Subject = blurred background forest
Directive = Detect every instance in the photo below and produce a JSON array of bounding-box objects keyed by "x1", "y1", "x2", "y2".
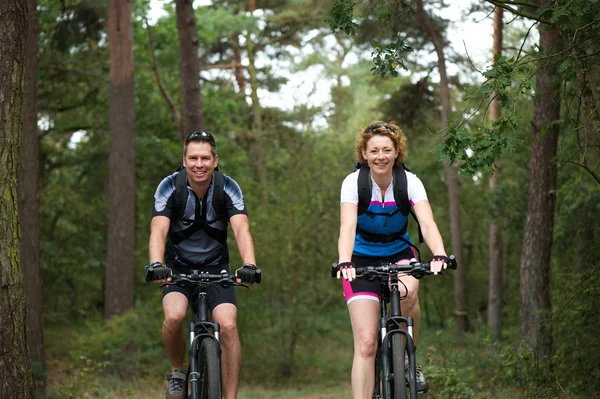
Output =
[{"x1": 2, "y1": 0, "x2": 600, "y2": 398}]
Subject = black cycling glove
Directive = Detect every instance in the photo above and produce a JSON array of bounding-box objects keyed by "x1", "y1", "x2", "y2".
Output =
[
  {"x1": 337, "y1": 261, "x2": 355, "y2": 272},
  {"x1": 236, "y1": 264, "x2": 261, "y2": 284},
  {"x1": 144, "y1": 262, "x2": 172, "y2": 282},
  {"x1": 430, "y1": 255, "x2": 450, "y2": 265}
]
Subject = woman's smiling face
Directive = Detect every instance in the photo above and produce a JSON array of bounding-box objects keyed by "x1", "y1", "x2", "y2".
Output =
[{"x1": 361, "y1": 135, "x2": 398, "y2": 176}]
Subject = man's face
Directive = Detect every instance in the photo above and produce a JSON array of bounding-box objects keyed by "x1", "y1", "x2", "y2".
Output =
[{"x1": 183, "y1": 141, "x2": 218, "y2": 186}]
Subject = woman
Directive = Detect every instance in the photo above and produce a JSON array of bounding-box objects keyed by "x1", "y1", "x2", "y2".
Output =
[{"x1": 337, "y1": 121, "x2": 450, "y2": 399}]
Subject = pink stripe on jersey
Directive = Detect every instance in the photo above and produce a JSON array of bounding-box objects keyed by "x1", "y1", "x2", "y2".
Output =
[{"x1": 369, "y1": 201, "x2": 397, "y2": 207}]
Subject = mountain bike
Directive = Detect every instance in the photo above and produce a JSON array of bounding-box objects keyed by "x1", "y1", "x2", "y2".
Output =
[
  {"x1": 166, "y1": 268, "x2": 261, "y2": 399},
  {"x1": 332, "y1": 256, "x2": 457, "y2": 399}
]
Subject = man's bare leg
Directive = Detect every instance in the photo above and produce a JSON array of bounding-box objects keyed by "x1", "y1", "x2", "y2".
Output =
[
  {"x1": 163, "y1": 292, "x2": 189, "y2": 370},
  {"x1": 212, "y1": 304, "x2": 240, "y2": 399}
]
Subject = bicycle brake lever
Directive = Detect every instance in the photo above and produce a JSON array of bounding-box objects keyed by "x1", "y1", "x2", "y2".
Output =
[{"x1": 411, "y1": 269, "x2": 432, "y2": 280}]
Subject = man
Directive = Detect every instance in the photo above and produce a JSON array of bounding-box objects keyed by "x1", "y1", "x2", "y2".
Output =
[{"x1": 146, "y1": 131, "x2": 259, "y2": 399}]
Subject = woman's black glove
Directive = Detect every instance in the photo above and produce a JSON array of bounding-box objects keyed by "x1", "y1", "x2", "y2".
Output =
[
  {"x1": 429, "y1": 255, "x2": 450, "y2": 265},
  {"x1": 235, "y1": 264, "x2": 261, "y2": 284},
  {"x1": 337, "y1": 261, "x2": 355, "y2": 273},
  {"x1": 144, "y1": 262, "x2": 172, "y2": 282}
]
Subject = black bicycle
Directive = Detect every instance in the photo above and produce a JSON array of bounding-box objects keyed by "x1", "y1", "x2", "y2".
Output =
[
  {"x1": 166, "y1": 269, "x2": 261, "y2": 399},
  {"x1": 332, "y1": 256, "x2": 457, "y2": 399}
]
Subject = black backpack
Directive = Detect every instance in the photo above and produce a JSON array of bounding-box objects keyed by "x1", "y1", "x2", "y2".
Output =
[
  {"x1": 167, "y1": 167, "x2": 228, "y2": 247},
  {"x1": 173, "y1": 167, "x2": 227, "y2": 221},
  {"x1": 356, "y1": 163, "x2": 423, "y2": 255}
]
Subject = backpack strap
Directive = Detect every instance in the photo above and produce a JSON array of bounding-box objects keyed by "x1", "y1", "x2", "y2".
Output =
[
  {"x1": 393, "y1": 165, "x2": 423, "y2": 243},
  {"x1": 393, "y1": 166, "x2": 410, "y2": 217},
  {"x1": 174, "y1": 167, "x2": 188, "y2": 220},
  {"x1": 357, "y1": 165, "x2": 372, "y2": 216},
  {"x1": 211, "y1": 171, "x2": 227, "y2": 221}
]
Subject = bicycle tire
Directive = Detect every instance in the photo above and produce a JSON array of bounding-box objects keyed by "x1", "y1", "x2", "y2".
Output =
[
  {"x1": 198, "y1": 338, "x2": 221, "y2": 399},
  {"x1": 374, "y1": 347, "x2": 382, "y2": 399},
  {"x1": 391, "y1": 333, "x2": 408, "y2": 399}
]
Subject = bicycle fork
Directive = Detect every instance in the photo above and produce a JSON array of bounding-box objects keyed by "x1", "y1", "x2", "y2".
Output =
[
  {"x1": 188, "y1": 293, "x2": 221, "y2": 399},
  {"x1": 380, "y1": 288, "x2": 418, "y2": 398}
]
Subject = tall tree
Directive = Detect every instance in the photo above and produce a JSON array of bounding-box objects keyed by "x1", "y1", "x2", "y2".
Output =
[
  {"x1": 19, "y1": 0, "x2": 45, "y2": 374},
  {"x1": 519, "y1": 0, "x2": 562, "y2": 363},
  {"x1": 19, "y1": 0, "x2": 45, "y2": 369},
  {"x1": 415, "y1": 0, "x2": 469, "y2": 334},
  {"x1": 105, "y1": 0, "x2": 135, "y2": 319},
  {"x1": 174, "y1": 0, "x2": 204, "y2": 139},
  {"x1": 245, "y1": 0, "x2": 267, "y2": 205},
  {"x1": 487, "y1": 6, "x2": 504, "y2": 342},
  {"x1": 0, "y1": 0, "x2": 36, "y2": 397}
]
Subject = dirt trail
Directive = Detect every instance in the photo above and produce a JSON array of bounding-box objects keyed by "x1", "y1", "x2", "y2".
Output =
[{"x1": 289, "y1": 396, "x2": 336, "y2": 399}]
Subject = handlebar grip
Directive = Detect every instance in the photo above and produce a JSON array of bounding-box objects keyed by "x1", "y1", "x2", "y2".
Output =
[
  {"x1": 254, "y1": 268, "x2": 262, "y2": 284},
  {"x1": 448, "y1": 255, "x2": 458, "y2": 270},
  {"x1": 331, "y1": 263, "x2": 338, "y2": 278}
]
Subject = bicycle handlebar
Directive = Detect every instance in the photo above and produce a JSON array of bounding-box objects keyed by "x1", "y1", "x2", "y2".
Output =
[
  {"x1": 331, "y1": 255, "x2": 457, "y2": 278},
  {"x1": 165, "y1": 269, "x2": 261, "y2": 289}
]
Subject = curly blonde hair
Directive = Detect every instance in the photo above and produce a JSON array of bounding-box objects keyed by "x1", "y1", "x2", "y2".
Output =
[{"x1": 355, "y1": 121, "x2": 408, "y2": 167}]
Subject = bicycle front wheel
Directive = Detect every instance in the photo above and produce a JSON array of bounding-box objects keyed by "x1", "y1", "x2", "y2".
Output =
[
  {"x1": 391, "y1": 333, "x2": 407, "y2": 399},
  {"x1": 198, "y1": 338, "x2": 222, "y2": 399}
]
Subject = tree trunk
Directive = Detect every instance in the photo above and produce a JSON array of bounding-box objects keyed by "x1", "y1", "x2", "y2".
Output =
[
  {"x1": 0, "y1": 1, "x2": 36, "y2": 397},
  {"x1": 282, "y1": 187, "x2": 299, "y2": 377},
  {"x1": 105, "y1": 0, "x2": 135, "y2": 320},
  {"x1": 520, "y1": 0, "x2": 562, "y2": 363},
  {"x1": 19, "y1": 0, "x2": 45, "y2": 368},
  {"x1": 175, "y1": 0, "x2": 204, "y2": 140},
  {"x1": 573, "y1": 46, "x2": 598, "y2": 271},
  {"x1": 487, "y1": 6, "x2": 504, "y2": 342},
  {"x1": 232, "y1": 33, "x2": 246, "y2": 94},
  {"x1": 415, "y1": 0, "x2": 468, "y2": 334},
  {"x1": 246, "y1": 0, "x2": 267, "y2": 205}
]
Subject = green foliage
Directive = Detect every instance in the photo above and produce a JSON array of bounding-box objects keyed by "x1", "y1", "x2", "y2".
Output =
[
  {"x1": 432, "y1": 120, "x2": 518, "y2": 176},
  {"x1": 325, "y1": 0, "x2": 359, "y2": 35},
  {"x1": 195, "y1": 8, "x2": 256, "y2": 48},
  {"x1": 59, "y1": 298, "x2": 167, "y2": 379},
  {"x1": 43, "y1": 356, "x2": 111, "y2": 399},
  {"x1": 430, "y1": 51, "x2": 536, "y2": 175},
  {"x1": 552, "y1": 266, "x2": 600, "y2": 397},
  {"x1": 50, "y1": 1, "x2": 106, "y2": 53},
  {"x1": 427, "y1": 366, "x2": 476, "y2": 398},
  {"x1": 370, "y1": 37, "x2": 413, "y2": 77}
]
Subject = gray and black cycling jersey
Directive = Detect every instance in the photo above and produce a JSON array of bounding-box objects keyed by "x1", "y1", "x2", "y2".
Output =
[{"x1": 152, "y1": 171, "x2": 248, "y2": 266}]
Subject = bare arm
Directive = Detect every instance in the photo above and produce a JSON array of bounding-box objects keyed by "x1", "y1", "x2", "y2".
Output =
[
  {"x1": 149, "y1": 215, "x2": 170, "y2": 263},
  {"x1": 338, "y1": 202, "x2": 358, "y2": 263},
  {"x1": 413, "y1": 200, "x2": 447, "y2": 256},
  {"x1": 413, "y1": 200, "x2": 449, "y2": 274},
  {"x1": 230, "y1": 214, "x2": 256, "y2": 265},
  {"x1": 338, "y1": 202, "x2": 358, "y2": 280}
]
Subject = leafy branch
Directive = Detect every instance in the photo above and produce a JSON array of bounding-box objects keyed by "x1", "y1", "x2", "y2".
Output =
[
  {"x1": 325, "y1": 0, "x2": 360, "y2": 36},
  {"x1": 371, "y1": 37, "x2": 413, "y2": 78}
]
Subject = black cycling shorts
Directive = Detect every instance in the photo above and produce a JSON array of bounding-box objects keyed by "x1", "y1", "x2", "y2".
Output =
[{"x1": 162, "y1": 262, "x2": 237, "y2": 313}]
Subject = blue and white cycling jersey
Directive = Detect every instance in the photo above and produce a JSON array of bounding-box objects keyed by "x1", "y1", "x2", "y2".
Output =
[{"x1": 340, "y1": 169, "x2": 428, "y2": 257}]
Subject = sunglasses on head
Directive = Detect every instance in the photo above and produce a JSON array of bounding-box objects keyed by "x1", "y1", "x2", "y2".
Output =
[
  {"x1": 186, "y1": 130, "x2": 215, "y2": 142},
  {"x1": 365, "y1": 125, "x2": 394, "y2": 134}
]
